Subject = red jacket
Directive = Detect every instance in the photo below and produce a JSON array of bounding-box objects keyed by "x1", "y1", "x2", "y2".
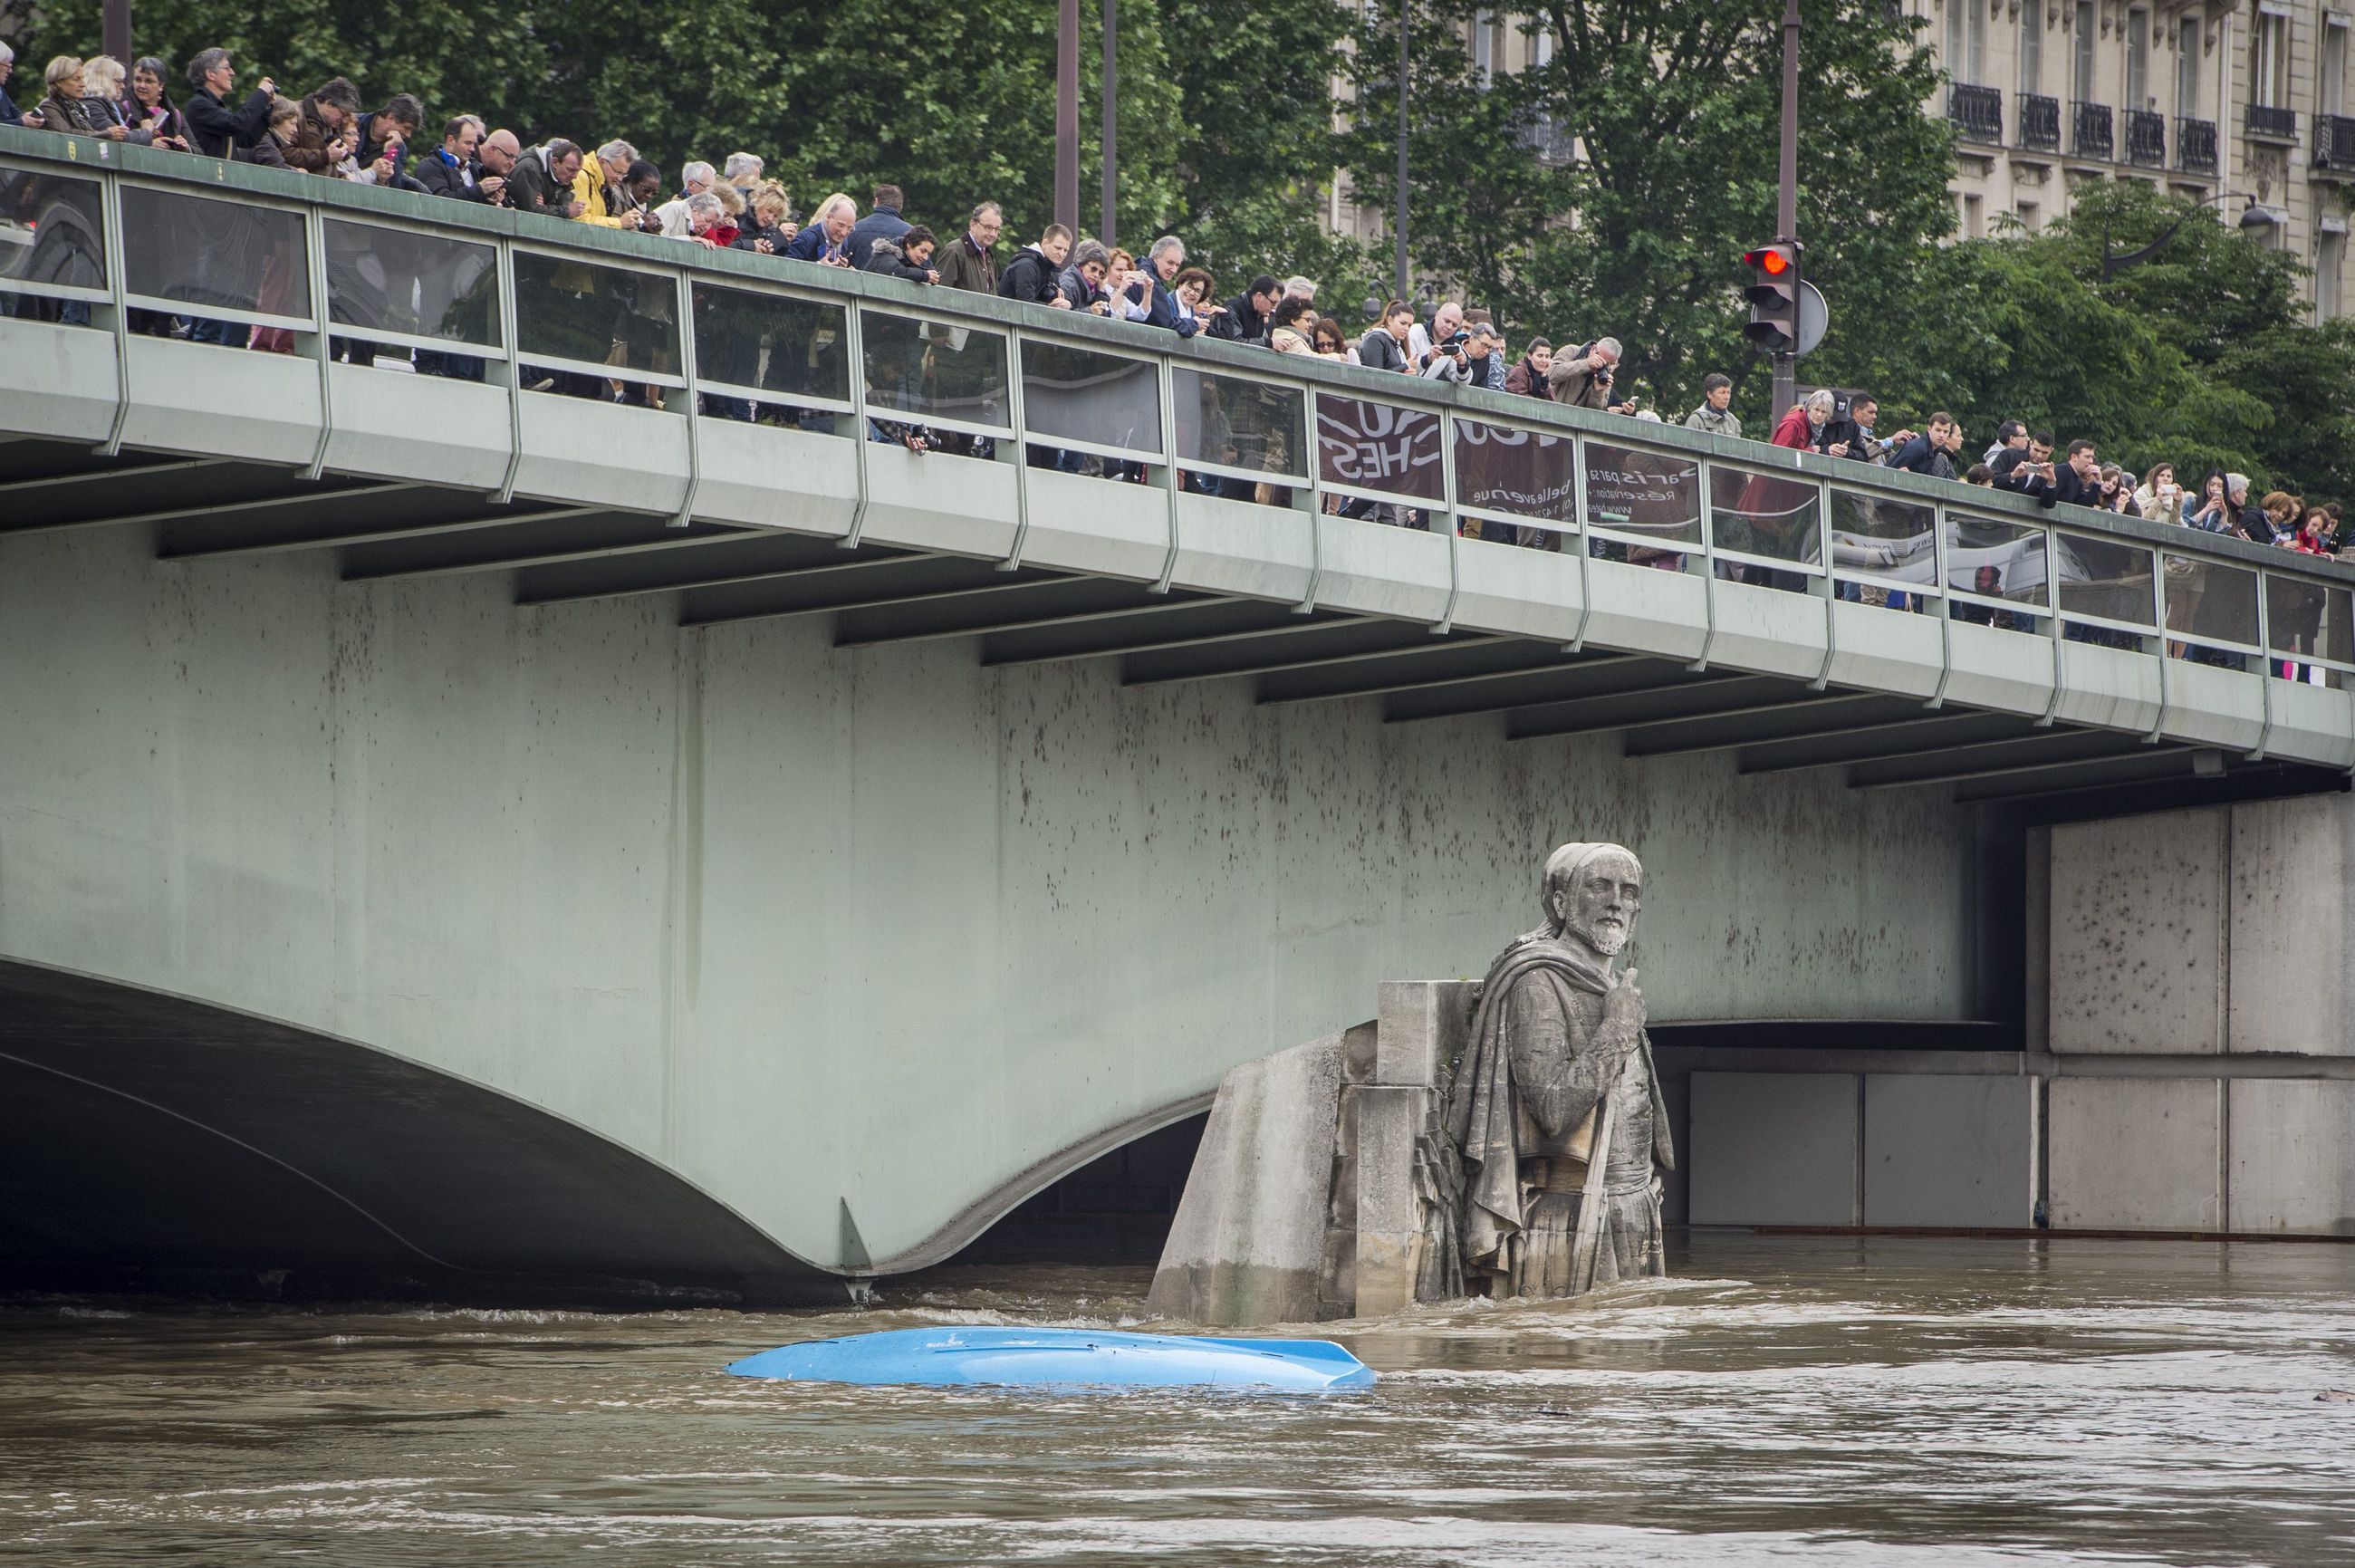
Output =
[{"x1": 1769, "y1": 406, "x2": 1815, "y2": 450}]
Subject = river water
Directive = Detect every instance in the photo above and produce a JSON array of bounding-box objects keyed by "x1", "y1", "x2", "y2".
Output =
[{"x1": 4, "y1": 1234, "x2": 2353, "y2": 1566}]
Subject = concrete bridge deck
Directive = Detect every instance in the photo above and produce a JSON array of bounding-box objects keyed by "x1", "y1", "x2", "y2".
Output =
[{"x1": 3, "y1": 129, "x2": 2350, "y2": 1299}]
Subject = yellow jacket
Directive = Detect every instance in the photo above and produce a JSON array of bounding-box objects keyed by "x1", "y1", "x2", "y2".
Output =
[{"x1": 570, "y1": 155, "x2": 632, "y2": 229}]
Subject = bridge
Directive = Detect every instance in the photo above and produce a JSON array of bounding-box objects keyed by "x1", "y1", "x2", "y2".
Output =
[{"x1": 4, "y1": 128, "x2": 2352, "y2": 1303}]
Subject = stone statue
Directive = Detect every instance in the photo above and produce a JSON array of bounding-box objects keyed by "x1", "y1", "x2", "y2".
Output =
[{"x1": 1443, "y1": 842, "x2": 1674, "y2": 1296}]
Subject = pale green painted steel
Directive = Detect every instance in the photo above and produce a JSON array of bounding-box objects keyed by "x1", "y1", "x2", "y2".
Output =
[{"x1": 2, "y1": 128, "x2": 2351, "y2": 1276}]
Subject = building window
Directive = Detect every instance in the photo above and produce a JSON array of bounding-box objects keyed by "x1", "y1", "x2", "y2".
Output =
[
  {"x1": 2126, "y1": 8, "x2": 2150, "y2": 108},
  {"x1": 1964, "y1": 191, "x2": 1985, "y2": 236},
  {"x1": 2325, "y1": 17, "x2": 2350, "y2": 118},
  {"x1": 2254, "y1": 10, "x2": 2290, "y2": 109},
  {"x1": 1947, "y1": 0, "x2": 1986, "y2": 83},
  {"x1": 2018, "y1": 200, "x2": 2042, "y2": 232},
  {"x1": 2176, "y1": 15, "x2": 2200, "y2": 115},
  {"x1": 2021, "y1": 0, "x2": 2043, "y2": 95},
  {"x1": 2320, "y1": 232, "x2": 2347, "y2": 320},
  {"x1": 1473, "y1": 8, "x2": 1495, "y2": 86},
  {"x1": 2072, "y1": 0, "x2": 2097, "y2": 104}
]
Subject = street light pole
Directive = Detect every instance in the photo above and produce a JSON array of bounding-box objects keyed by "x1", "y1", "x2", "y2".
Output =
[
  {"x1": 102, "y1": 0, "x2": 133, "y2": 69},
  {"x1": 1101, "y1": 0, "x2": 1118, "y2": 246},
  {"x1": 1056, "y1": 0, "x2": 1081, "y2": 236},
  {"x1": 1396, "y1": 0, "x2": 1410, "y2": 302},
  {"x1": 1773, "y1": 0, "x2": 1801, "y2": 415}
]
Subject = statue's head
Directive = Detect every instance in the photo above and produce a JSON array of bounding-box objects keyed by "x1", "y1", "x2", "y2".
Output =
[{"x1": 1540, "y1": 842, "x2": 1644, "y2": 959}]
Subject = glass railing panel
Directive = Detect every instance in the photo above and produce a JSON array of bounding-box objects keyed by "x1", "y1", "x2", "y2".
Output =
[
  {"x1": 1829, "y1": 490, "x2": 1937, "y2": 593},
  {"x1": 1708, "y1": 461, "x2": 1823, "y2": 578},
  {"x1": 513, "y1": 248, "x2": 680, "y2": 380},
  {"x1": 2053, "y1": 530, "x2": 2156, "y2": 629},
  {"x1": 1172, "y1": 369, "x2": 1306, "y2": 480},
  {"x1": 0, "y1": 163, "x2": 105, "y2": 301},
  {"x1": 2163, "y1": 555, "x2": 2257, "y2": 668},
  {"x1": 690, "y1": 284, "x2": 851, "y2": 412},
  {"x1": 1582, "y1": 441, "x2": 1701, "y2": 567},
  {"x1": 1315, "y1": 392, "x2": 1443, "y2": 502},
  {"x1": 1945, "y1": 513, "x2": 2050, "y2": 630},
  {"x1": 2265, "y1": 574, "x2": 2355, "y2": 679},
  {"x1": 119, "y1": 184, "x2": 310, "y2": 322},
  {"x1": 1020, "y1": 340, "x2": 1162, "y2": 457},
  {"x1": 323, "y1": 218, "x2": 498, "y2": 346},
  {"x1": 858, "y1": 308, "x2": 1011, "y2": 435},
  {"x1": 1453, "y1": 419, "x2": 1576, "y2": 537}
]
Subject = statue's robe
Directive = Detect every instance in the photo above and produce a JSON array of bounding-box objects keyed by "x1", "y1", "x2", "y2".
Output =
[{"x1": 1447, "y1": 935, "x2": 1674, "y2": 1296}]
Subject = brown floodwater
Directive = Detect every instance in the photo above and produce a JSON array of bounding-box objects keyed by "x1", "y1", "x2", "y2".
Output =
[{"x1": 3, "y1": 1234, "x2": 2353, "y2": 1565}]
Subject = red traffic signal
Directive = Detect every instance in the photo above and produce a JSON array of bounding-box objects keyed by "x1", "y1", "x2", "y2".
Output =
[{"x1": 1742, "y1": 243, "x2": 1801, "y2": 353}]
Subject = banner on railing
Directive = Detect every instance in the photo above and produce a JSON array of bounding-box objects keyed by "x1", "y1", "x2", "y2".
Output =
[
  {"x1": 1316, "y1": 394, "x2": 1443, "y2": 501},
  {"x1": 1583, "y1": 443, "x2": 1701, "y2": 544},
  {"x1": 1454, "y1": 420, "x2": 1577, "y2": 530}
]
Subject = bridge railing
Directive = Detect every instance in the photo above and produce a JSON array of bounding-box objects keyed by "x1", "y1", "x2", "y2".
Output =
[{"x1": 5, "y1": 126, "x2": 2354, "y2": 696}]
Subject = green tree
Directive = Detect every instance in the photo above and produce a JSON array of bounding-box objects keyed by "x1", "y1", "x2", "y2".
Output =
[{"x1": 1338, "y1": 0, "x2": 1955, "y2": 425}]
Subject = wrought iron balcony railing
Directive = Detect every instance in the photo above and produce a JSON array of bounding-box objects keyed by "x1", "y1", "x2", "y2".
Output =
[
  {"x1": 2071, "y1": 101, "x2": 2114, "y2": 160},
  {"x1": 2246, "y1": 103, "x2": 2298, "y2": 142},
  {"x1": 1947, "y1": 83, "x2": 2004, "y2": 144},
  {"x1": 2124, "y1": 109, "x2": 2166, "y2": 168},
  {"x1": 2315, "y1": 114, "x2": 2355, "y2": 174},
  {"x1": 2018, "y1": 94, "x2": 2062, "y2": 152},
  {"x1": 2176, "y1": 118, "x2": 2218, "y2": 174}
]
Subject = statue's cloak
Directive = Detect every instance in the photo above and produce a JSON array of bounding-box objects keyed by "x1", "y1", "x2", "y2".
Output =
[{"x1": 1447, "y1": 934, "x2": 1675, "y2": 1277}]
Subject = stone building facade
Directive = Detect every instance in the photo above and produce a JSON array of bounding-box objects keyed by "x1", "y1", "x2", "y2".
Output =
[{"x1": 1919, "y1": 0, "x2": 2353, "y2": 315}]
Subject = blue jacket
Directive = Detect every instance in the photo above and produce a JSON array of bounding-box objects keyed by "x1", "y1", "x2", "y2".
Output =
[
  {"x1": 784, "y1": 223, "x2": 846, "y2": 265},
  {"x1": 0, "y1": 84, "x2": 22, "y2": 127},
  {"x1": 846, "y1": 205, "x2": 910, "y2": 270}
]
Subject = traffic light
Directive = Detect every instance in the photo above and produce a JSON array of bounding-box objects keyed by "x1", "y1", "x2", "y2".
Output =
[{"x1": 1742, "y1": 243, "x2": 1801, "y2": 353}]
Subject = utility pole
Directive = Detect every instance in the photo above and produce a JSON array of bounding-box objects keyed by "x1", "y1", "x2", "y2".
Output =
[
  {"x1": 1056, "y1": 0, "x2": 1081, "y2": 237},
  {"x1": 1773, "y1": 0, "x2": 1802, "y2": 415},
  {"x1": 1101, "y1": 0, "x2": 1118, "y2": 246},
  {"x1": 1395, "y1": 0, "x2": 1410, "y2": 302},
  {"x1": 103, "y1": 0, "x2": 133, "y2": 70}
]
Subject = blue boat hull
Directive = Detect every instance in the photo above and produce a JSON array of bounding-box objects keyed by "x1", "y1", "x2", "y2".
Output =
[{"x1": 724, "y1": 1326, "x2": 1377, "y2": 1390}]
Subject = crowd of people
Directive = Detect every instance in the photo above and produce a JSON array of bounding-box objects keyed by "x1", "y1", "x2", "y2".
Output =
[{"x1": 5, "y1": 41, "x2": 2345, "y2": 672}]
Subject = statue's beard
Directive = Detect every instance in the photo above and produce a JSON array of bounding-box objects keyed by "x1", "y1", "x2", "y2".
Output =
[{"x1": 1572, "y1": 916, "x2": 1629, "y2": 957}]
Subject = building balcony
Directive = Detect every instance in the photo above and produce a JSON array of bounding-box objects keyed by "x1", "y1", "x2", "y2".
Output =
[
  {"x1": 2246, "y1": 103, "x2": 2298, "y2": 143},
  {"x1": 1948, "y1": 83, "x2": 2004, "y2": 145},
  {"x1": 2124, "y1": 109, "x2": 2166, "y2": 168},
  {"x1": 2315, "y1": 114, "x2": 2355, "y2": 178},
  {"x1": 2071, "y1": 101, "x2": 2115, "y2": 161},
  {"x1": 1515, "y1": 114, "x2": 1577, "y2": 168},
  {"x1": 2018, "y1": 93, "x2": 2062, "y2": 152},
  {"x1": 2176, "y1": 117, "x2": 2218, "y2": 174}
]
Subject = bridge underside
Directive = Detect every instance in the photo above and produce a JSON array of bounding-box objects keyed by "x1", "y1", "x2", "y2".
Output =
[
  {"x1": 0, "y1": 959, "x2": 846, "y2": 1306},
  {"x1": 5, "y1": 435, "x2": 2338, "y2": 813}
]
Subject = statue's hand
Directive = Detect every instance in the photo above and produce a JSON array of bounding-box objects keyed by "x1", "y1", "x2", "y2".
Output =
[{"x1": 1602, "y1": 967, "x2": 1647, "y2": 1034}]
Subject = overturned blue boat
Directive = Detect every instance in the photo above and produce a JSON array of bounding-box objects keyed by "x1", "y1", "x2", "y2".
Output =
[{"x1": 724, "y1": 1326, "x2": 1377, "y2": 1390}]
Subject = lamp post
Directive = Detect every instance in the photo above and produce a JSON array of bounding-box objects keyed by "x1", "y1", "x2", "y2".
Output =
[
  {"x1": 1101, "y1": 0, "x2": 1118, "y2": 246},
  {"x1": 1055, "y1": 0, "x2": 1081, "y2": 236},
  {"x1": 1395, "y1": 0, "x2": 1410, "y2": 302},
  {"x1": 2099, "y1": 190, "x2": 2275, "y2": 280},
  {"x1": 103, "y1": 0, "x2": 133, "y2": 69},
  {"x1": 1771, "y1": 0, "x2": 1801, "y2": 416}
]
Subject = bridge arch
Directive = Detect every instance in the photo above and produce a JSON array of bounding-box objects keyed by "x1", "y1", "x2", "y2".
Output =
[{"x1": 0, "y1": 959, "x2": 847, "y2": 1306}]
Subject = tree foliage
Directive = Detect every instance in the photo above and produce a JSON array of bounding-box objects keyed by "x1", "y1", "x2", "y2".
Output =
[{"x1": 1338, "y1": 0, "x2": 1954, "y2": 423}]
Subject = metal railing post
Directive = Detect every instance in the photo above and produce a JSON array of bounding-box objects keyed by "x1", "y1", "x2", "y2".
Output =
[
  {"x1": 2144, "y1": 546, "x2": 2171, "y2": 742},
  {"x1": 2249, "y1": 566, "x2": 2276, "y2": 760},
  {"x1": 97, "y1": 170, "x2": 134, "y2": 458},
  {"x1": 302, "y1": 207, "x2": 335, "y2": 481},
  {"x1": 670, "y1": 270, "x2": 701, "y2": 528},
  {"x1": 1293, "y1": 383, "x2": 1325, "y2": 615},
  {"x1": 840, "y1": 304, "x2": 872, "y2": 551},
  {"x1": 1565, "y1": 433, "x2": 1595, "y2": 653},
  {"x1": 1927, "y1": 502, "x2": 1957, "y2": 710},
  {"x1": 999, "y1": 326, "x2": 1033, "y2": 571},
  {"x1": 1150, "y1": 355, "x2": 1182, "y2": 594},
  {"x1": 1690, "y1": 457, "x2": 1721, "y2": 673},
  {"x1": 494, "y1": 236, "x2": 524, "y2": 504},
  {"x1": 2037, "y1": 525, "x2": 2066, "y2": 726},
  {"x1": 1435, "y1": 408, "x2": 1462, "y2": 635}
]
